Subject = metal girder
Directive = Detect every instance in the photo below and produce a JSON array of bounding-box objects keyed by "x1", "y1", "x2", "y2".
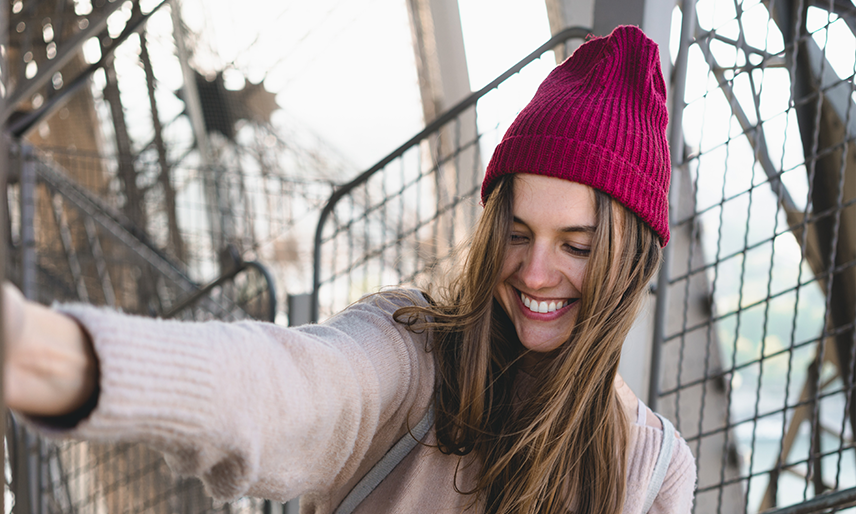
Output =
[
  {"x1": 759, "y1": 0, "x2": 856, "y2": 509},
  {"x1": 0, "y1": 0, "x2": 125, "y2": 123},
  {"x1": 31, "y1": 152, "x2": 197, "y2": 294},
  {"x1": 6, "y1": 0, "x2": 170, "y2": 137},
  {"x1": 50, "y1": 191, "x2": 89, "y2": 303},
  {"x1": 694, "y1": 33, "x2": 825, "y2": 289},
  {"x1": 83, "y1": 216, "x2": 117, "y2": 307},
  {"x1": 29, "y1": 148, "x2": 240, "y2": 320}
]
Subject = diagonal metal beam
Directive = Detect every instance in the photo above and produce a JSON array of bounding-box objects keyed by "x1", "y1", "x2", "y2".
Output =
[
  {"x1": 83, "y1": 216, "x2": 116, "y2": 307},
  {"x1": 50, "y1": 191, "x2": 89, "y2": 303},
  {"x1": 28, "y1": 150, "x2": 250, "y2": 321},
  {"x1": 695, "y1": 34, "x2": 825, "y2": 285},
  {"x1": 31, "y1": 152, "x2": 197, "y2": 295}
]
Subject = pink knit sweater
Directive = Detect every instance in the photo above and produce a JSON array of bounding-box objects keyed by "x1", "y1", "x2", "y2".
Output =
[{"x1": 39, "y1": 291, "x2": 696, "y2": 513}]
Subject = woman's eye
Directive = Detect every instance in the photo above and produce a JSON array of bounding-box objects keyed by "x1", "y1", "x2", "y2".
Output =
[
  {"x1": 510, "y1": 234, "x2": 527, "y2": 243},
  {"x1": 564, "y1": 244, "x2": 590, "y2": 257}
]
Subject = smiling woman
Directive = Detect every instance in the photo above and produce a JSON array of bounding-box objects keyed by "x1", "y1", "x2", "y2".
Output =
[
  {"x1": 392, "y1": 24, "x2": 692, "y2": 514},
  {"x1": 6, "y1": 25, "x2": 694, "y2": 514},
  {"x1": 494, "y1": 175, "x2": 594, "y2": 353}
]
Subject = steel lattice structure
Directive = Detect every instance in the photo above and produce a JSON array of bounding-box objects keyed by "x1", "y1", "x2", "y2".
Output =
[{"x1": 4, "y1": 0, "x2": 856, "y2": 513}]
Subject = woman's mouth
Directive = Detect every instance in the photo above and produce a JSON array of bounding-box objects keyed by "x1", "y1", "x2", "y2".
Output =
[{"x1": 518, "y1": 291, "x2": 578, "y2": 314}]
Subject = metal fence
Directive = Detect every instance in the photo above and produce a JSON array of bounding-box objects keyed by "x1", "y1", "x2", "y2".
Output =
[
  {"x1": 5, "y1": 145, "x2": 287, "y2": 320},
  {"x1": 5, "y1": 145, "x2": 279, "y2": 513},
  {"x1": 2, "y1": 0, "x2": 340, "y2": 309},
  {"x1": 3, "y1": 0, "x2": 335, "y2": 511},
  {"x1": 310, "y1": 27, "x2": 589, "y2": 321},
  {"x1": 654, "y1": 0, "x2": 856, "y2": 512}
]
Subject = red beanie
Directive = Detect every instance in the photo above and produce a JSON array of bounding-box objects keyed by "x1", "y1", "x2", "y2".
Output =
[{"x1": 481, "y1": 25, "x2": 671, "y2": 246}]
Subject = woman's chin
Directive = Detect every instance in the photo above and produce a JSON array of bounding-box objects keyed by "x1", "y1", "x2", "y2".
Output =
[
  {"x1": 512, "y1": 310, "x2": 577, "y2": 354},
  {"x1": 517, "y1": 331, "x2": 567, "y2": 353}
]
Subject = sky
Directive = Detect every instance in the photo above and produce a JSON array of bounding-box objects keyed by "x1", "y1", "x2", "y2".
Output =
[{"x1": 175, "y1": 0, "x2": 555, "y2": 171}]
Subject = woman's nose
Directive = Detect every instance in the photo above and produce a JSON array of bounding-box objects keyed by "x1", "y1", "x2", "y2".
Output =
[{"x1": 518, "y1": 246, "x2": 558, "y2": 290}]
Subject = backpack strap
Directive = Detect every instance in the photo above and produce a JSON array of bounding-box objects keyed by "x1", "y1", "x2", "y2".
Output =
[
  {"x1": 641, "y1": 413, "x2": 676, "y2": 513},
  {"x1": 334, "y1": 407, "x2": 435, "y2": 514}
]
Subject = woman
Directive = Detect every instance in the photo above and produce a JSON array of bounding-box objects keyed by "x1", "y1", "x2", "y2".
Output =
[{"x1": 5, "y1": 25, "x2": 695, "y2": 513}]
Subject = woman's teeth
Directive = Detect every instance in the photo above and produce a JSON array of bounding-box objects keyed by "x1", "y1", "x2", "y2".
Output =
[{"x1": 521, "y1": 293, "x2": 568, "y2": 313}]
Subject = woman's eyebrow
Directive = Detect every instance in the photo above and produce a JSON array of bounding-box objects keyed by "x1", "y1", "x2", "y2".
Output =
[
  {"x1": 512, "y1": 216, "x2": 596, "y2": 234},
  {"x1": 559, "y1": 224, "x2": 596, "y2": 234}
]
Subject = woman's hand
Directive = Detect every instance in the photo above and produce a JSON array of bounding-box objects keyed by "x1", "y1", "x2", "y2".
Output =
[
  {"x1": 3, "y1": 282, "x2": 98, "y2": 416},
  {"x1": 614, "y1": 373, "x2": 639, "y2": 423}
]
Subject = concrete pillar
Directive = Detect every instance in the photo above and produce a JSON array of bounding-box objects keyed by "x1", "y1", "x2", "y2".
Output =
[
  {"x1": 544, "y1": 0, "x2": 673, "y2": 83},
  {"x1": 406, "y1": 0, "x2": 471, "y2": 121},
  {"x1": 544, "y1": 0, "x2": 596, "y2": 61},
  {"x1": 406, "y1": 0, "x2": 481, "y2": 260}
]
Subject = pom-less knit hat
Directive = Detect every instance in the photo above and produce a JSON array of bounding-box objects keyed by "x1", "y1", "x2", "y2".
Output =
[{"x1": 481, "y1": 25, "x2": 671, "y2": 246}]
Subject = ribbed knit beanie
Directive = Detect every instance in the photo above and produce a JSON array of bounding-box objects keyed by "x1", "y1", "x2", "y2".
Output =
[{"x1": 481, "y1": 25, "x2": 671, "y2": 246}]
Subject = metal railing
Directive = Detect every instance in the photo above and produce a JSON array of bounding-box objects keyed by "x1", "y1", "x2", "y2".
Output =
[
  {"x1": 652, "y1": 0, "x2": 856, "y2": 512},
  {"x1": 163, "y1": 247, "x2": 277, "y2": 322},
  {"x1": 2, "y1": 0, "x2": 332, "y2": 512},
  {"x1": 5, "y1": 146, "x2": 278, "y2": 513}
]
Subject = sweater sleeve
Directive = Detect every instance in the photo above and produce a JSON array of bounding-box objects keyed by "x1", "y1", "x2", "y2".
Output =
[
  {"x1": 649, "y1": 435, "x2": 697, "y2": 514},
  {"x1": 26, "y1": 290, "x2": 435, "y2": 506}
]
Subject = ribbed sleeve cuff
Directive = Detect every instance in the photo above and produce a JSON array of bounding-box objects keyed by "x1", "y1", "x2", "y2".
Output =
[{"x1": 35, "y1": 304, "x2": 218, "y2": 443}]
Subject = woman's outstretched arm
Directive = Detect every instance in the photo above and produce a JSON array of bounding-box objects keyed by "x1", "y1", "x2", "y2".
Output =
[
  {"x1": 3, "y1": 282, "x2": 99, "y2": 417},
  {"x1": 1, "y1": 287, "x2": 435, "y2": 507}
]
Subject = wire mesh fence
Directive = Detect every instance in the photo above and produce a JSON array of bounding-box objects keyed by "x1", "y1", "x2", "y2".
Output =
[
  {"x1": 5, "y1": 145, "x2": 288, "y2": 317},
  {"x1": 7, "y1": 422, "x2": 268, "y2": 514},
  {"x1": 5, "y1": 145, "x2": 279, "y2": 513},
  {"x1": 310, "y1": 27, "x2": 588, "y2": 321},
  {"x1": 3, "y1": 0, "x2": 341, "y2": 307},
  {"x1": 656, "y1": 0, "x2": 856, "y2": 512},
  {"x1": 3, "y1": 0, "x2": 336, "y2": 511}
]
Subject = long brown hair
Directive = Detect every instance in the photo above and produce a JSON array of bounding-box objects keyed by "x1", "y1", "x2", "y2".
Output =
[{"x1": 395, "y1": 174, "x2": 662, "y2": 513}]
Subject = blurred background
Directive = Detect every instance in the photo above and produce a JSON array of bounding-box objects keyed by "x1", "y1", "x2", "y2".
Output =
[{"x1": 1, "y1": 0, "x2": 855, "y2": 513}]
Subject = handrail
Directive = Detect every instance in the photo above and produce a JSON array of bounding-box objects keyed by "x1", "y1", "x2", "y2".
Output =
[
  {"x1": 759, "y1": 486, "x2": 856, "y2": 514},
  {"x1": 310, "y1": 26, "x2": 592, "y2": 322},
  {"x1": 163, "y1": 260, "x2": 277, "y2": 322}
]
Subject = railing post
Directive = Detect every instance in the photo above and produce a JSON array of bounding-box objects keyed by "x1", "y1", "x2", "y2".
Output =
[
  {"x1": 288, "y1": 294, "x2": 313, "y2": 327},
  {"x1": 648, "y1": 0, "x2": 694, "y2": 411},
  {"x1": 16, "y1": 144, "x2": 43, "y2": 514},
  {"x1": 20, "y1": 146, "x2": 37, "y2": 302}
]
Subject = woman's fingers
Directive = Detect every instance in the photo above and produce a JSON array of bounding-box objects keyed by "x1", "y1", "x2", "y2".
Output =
[{"x1": 3, "y1": 282, "x2": 98, "y2": 416}]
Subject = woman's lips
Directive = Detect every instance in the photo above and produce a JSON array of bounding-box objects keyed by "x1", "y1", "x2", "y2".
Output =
[{"x1": 516, "y1": 290, "x2": 579, "y2": 319}]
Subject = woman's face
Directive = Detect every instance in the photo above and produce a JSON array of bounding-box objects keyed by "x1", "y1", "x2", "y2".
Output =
[{"x1": 493, "y1": 174, "x2": 596, "y2": 353}]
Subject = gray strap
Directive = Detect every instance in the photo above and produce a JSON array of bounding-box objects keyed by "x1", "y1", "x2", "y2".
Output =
[
  {"x1": 334, "y1": 407, "x2": 435, "y2": 514},
  {"x1": 642, "y1": 414, "x2": 676, "y2": 513}
]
